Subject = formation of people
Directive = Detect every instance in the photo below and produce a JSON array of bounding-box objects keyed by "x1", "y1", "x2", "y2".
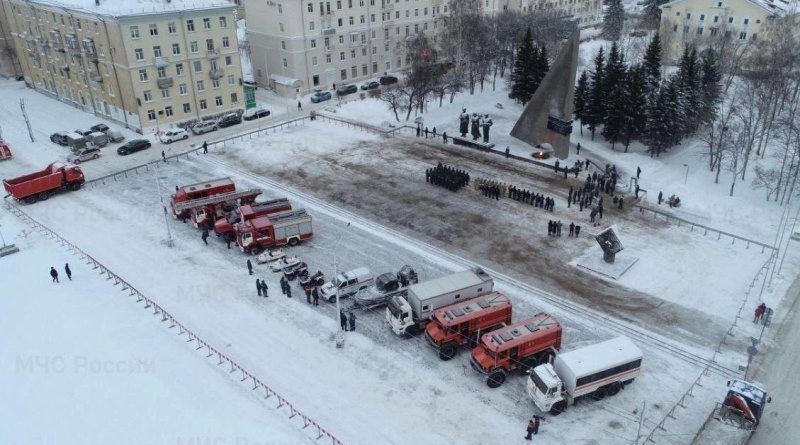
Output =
[
  {"x1": 426, "y1": 163, "x2": 470, "y2": 192},
  {"x1": 509, "y1": 185, "x2": 556, "y2": 211}
]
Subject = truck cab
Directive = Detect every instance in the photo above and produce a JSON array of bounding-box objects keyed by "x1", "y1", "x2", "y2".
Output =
[
  {"x1": 724, "y1": 379, "x2": 770, "y2": 426},
  {"x1": 527, "y1": 363, "x2": 567, "y2": 413},
  {"x1": 387, "y1": 295, "x2": 415, "y2": 335},
  {"x1": 319, "y1": 268, "x2": 373, "y2": 303}
]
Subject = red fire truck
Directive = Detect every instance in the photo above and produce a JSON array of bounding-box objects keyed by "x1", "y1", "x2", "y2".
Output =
[
  {"x1": 469, "y1": 313, "x2": 562, "y2": 388},
  {"x1": 3, "y1": 163, "x2": 85, "y2": 203},
  {"x1": 184, "y1": 189, "x2": 262, "y2": 228},
  {"x1": 0, "y1": 140, "x2": 11, "y2": 160},
  {"x1": 170, "y1": 178, "x2": 236, "y2": 219},
  {"x1": 236, "y1": 209, "x2": 313, "y2": 253},
  {"x1": 213, "y1": 198, "x2": 292, "y2": 238},
  {"x1": 425, "y1": 292, "x2": 512, "y2": 361}
]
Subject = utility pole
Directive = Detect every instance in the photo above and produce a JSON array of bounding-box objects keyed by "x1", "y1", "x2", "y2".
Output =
[
  {"x1": 20, "y1": 99, "x2": 34, "y2": 142},
  {"x1": 155, "y1": 173, "x2": 174, "y2": 247},
  {"x1": 333, "y1": 221, "x2": 351, "y2": 348},
  {"x1": 634, "y1": 401, "x2": 646, "y2": 445}
]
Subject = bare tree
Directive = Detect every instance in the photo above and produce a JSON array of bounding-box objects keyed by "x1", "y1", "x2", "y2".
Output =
[{"x1": 378, "y1": 85, "x2": 408, "y2": 121}]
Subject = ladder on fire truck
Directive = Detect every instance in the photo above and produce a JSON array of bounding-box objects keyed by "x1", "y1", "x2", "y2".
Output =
[
  {"x1": 172, "y1": 188, "x2": 263, "y2": 214},
  {"x1": 266, "y1": 208, "x2": 308, "y2": 224}
]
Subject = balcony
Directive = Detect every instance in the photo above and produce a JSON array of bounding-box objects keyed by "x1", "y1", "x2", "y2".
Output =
[
  {"x1": 206, "y1": 49, "x2": 218, "y2": 59},
  {"x1": 157, "y1": 77, "x2": 174, "y2": 89},
  {"x1": 209, "y1": 68, "x2": 223, "y2": 80},
  {"x1": 154, "y1": 56, "x2": 170, "y2": 68}
]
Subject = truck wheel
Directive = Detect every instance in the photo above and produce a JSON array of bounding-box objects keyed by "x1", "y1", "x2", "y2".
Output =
[
  {"x1": 439, "y1": 343, "x2": 457, "y2": 361},
  {"x1": 288, "y1": 237, "x2": 299, "y2": 246},
  {"x1": 328, "y1": 295, "x2": 336, "y2": 303},
  {"x1": 549, "y1": 400, "x2": 568, "y2": 416},
  {"x1": 39, "y1": 191, "x2": 50, "y2": 201},
  {"x1": 520, "y1": 357, "x2": 538, "y2": 374},
  {"x1": 590, "y1": 386, "x2": 607, "y2": 401},
  {"x1": 24, "y1": 195, "x2": 38, "y2": 204},
  {"x1": 606, "y1": 382, "x2": 622, "y2": 397},
  {"x1": 486, "y1": 370, "x2": 506, "y2": 388}
]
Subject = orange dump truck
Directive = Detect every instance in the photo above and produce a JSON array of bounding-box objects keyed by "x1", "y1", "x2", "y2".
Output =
[{"x1": 3, "y1": 163, "x2": 85, "y2": 204}]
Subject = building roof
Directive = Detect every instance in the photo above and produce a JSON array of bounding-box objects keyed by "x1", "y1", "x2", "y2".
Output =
[
  {"x1": 661, "y1": 0, "x2": 796, "y2": 15},
  {"x1": 557, "y1": 336, "x2": 642, "y2": 378},
  {"x1": 408, "y1": 268, "x2": 491, "y2": 302},
  {"x1": 26, "y1": 0, "x2": 235, "y2": 17},
  {"x1": 434, "y1": 292, "x2": 510, "y2": 327},
  {"x1": 481, "y1": 313, "x2": 560, "y2": 353}
]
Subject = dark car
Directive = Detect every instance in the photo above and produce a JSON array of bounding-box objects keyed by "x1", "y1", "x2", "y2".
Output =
[
  {"x1": 242, "y1": 107, "x2": 271, "y2": 121},
  {"x1": 217, "y1": 113, "x2": 242, "y2": 128},
  {"x1": 50, "y1": 131, "x2": 70, "y2": 146},
  {"x1": 336, "y1": 84, "x2": 358, "y2": 96},
  {"x1": 117, "y1": 139, "x2": 151, "y2": 155},
  {"x1": 90, "y1": 123, "x2": 110, "y2": 133},
  {"x1": 360, "y1": 81, "x2": 380, "y2": 90},
  {"x1": 379, "y1": 75, "x2": 398, "y2": 85},
  {"x1": 310, "y1": 91, "x2": 332, "y2": 103}
]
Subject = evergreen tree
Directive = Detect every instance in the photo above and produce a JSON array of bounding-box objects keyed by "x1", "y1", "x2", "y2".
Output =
[
  {"x1": 676, "y1": 45, "x2": 701, "y2": 135},
  {"x1": 602, "y1": 42, "x2": 627, "y2": 149},
  {"x1": 510, "y1": 28, "x2": 535, "y2": 104},
  {"x1": 641, "y1": 0, "x2": 669, "y2": 29},
  {"x1": 602, "y1": 0, "x2": 625, "y2": 41},
  {"x1": 531, "y1": 45, "x2": 549, "y2": 94},
  {"x1": 529, "y1": 45, "x2": 543, "y2": 96},
  {"x1": 663, "y1": 78, "x2": 684, "y2": 148},
  {"x1": 644, "y1": 85, "x2": 671, "y2": 156},
  {"x1": 623, "y1": 64, "x2": 648, "y2": 151},
  {"x1": 585, "y1": 47, "x2": 606, "y2": 140},
  {"x1": 642, "y1": 33, "x2": 662, "y2": 97},
  {"x1": 698, "y1": 49, "x2": 722, "y2": 126},
  {"x1": 573, "y1": 70, "x2": 589, "y2": 135}
]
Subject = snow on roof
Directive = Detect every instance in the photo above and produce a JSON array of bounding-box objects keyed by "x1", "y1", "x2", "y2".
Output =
[
  {"x1": 27, "y1": 0, "x2": 234, "y2": 17},
  {"x1": 557, "y1": 336, "x2": 642, "y2": 378},
  {"x1": 661, "y1": 0, "x2": 795, "y2": 15},
  {"x1": 270, "y1": 74, "x2": 302, "y2": 87},
  {"x1": 408, "y1": 268, "x2": 491, "y2": 301}
]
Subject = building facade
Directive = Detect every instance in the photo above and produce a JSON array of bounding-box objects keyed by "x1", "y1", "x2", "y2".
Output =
[
  {"x1": 4, "y1": 0, "x2": 244, "y2": 132},
  {"x1": 659, "y1": 0, "x2": 794, "y2": 61},
  {"x1": 494, "y1": 0, "x2": 603, "y2": 27},
  {"x1": 245, "y1": 0, "x2": 447, "y2": 95}
]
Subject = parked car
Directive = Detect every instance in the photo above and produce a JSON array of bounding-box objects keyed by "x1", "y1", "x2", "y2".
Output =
[
  {"x1": 86, "y1": 131, "x2": 109, "y2": 148},
  {"x1": 74, "y1": 129, "x2": 93, "y2": 137},
  {"x1": 106, "y1": 129, "x2": 125, "y2": 143},
  {"x1": 243, "y1": 106, "x2": 271, "y2": 121},
  {"x1": 50, "y1": 132, "x2": 70, "y2": 146},
  {"x1": 66, "y1": 133, "x2": 87, "y2": 151},
  {"x1": 67, "y1": 147, "x2": 102, "y2": 164},
  {"x1": 361, "y1": 81, "x2": 380, "y2": 90},
  {"x1": 191, "y1": 120, "x2": 218, "y2": 135},
  {"x1": 117, "y1": 139, "x2": 151, "y2": 155},
  {"x1": 336, "y1": 84, "x2": 358, "y2": 96},
  {"x1": 217, "y1": 113, "x2": 242, "y2": 128},
  {"x1": 160, "y1": 128, "x2": 189, "y2": 144},
  {"x1": 90, "y1": 123, "x2": 110, "y2": 133},
  {"x1": 380, "y1": 75, "x2": 398, "y2": 85},
  {"x1": 310, "y1": 91, "x2": 332, "y2": 103}
]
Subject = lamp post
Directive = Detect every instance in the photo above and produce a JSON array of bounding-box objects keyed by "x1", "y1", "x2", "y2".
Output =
[
  {"x1": 332, "y1": 222, "x2": 351, "y2": 348},
  {"x1": 683, "y1": 164, "x2": 689, "y2": 185}
]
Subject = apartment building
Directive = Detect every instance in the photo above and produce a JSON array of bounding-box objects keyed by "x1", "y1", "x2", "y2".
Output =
[
  {"x1": 4, "y1": 0, "x2": 244, "y2": 132},
  {"x1": 659, "y1": 0, "x2": 796, "y2": 61},
  {"x1": 245, "y1": 0, "x2": 447, "y2": 96},
  {"x1": 492, "y1": 0, "x2": 603, "y2": 27}
]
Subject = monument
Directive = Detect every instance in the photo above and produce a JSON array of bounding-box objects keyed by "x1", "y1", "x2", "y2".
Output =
[
  {"x1": 510, "y1": 28, "x2": 580, "y2": 160},
  {"x1": 595, "y1": 227, "x2": 624, "y2": 264},
  {"x1": 573, "y1": 226, "x2": 639, "y2": 280}
]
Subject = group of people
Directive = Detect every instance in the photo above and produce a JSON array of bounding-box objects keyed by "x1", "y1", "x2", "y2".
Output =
[
  {"x1": 754, "y1": 302, "x2": 768, "y2": 324},
  {"x1": 477, "y1": 179, "x2": 504, "y2": 200},
  {"x1": 416, "y1": 126, "x2": 438, "y2": 139},
  {"x1": 49, "y1": 263, "x2": 72, "y2": 283},
  {"x1": 339, "y1": 309, "x2": 357, "y2": 332},
  {"x1": 547, "y1": 220, "x2": 582, "y2": 237},
  {"x1": 508, "y1": 185, "x2": 555, "y2": 212},
  {"x1": 458, "y1": 108, "x2": 493, "y2": 143},
  {"x1": 426, "y1": 163, "x2": 470, "y2": 192}
]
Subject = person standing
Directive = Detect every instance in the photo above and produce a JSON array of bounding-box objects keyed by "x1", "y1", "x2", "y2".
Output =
[
  {"x1": 260, "y1": 280, "x2": 269, "y2": 298},
  {"x1": 201, "y1": 228, "x2": 209, "y2": 245},
  {"x1": 340, "y1": 310, "x2": 348, "y2": 331},
  {"x1": 297, "y1": 100, "x2": 302, "y2": 111},
  {"x1": 618, "y1": 197, "x2": 624, "y2": 210},
  {"x1": 312, "y1": 286, "x2": 320, "y2": 306},
  {"x1": 754, "y1": 304, "x2": 765, "y2": 323},
  {"x1": 576, "y1": 143, "x2": 581, "y2": 155},
  {"x1": 525, "y1": 418, "x2": 536, "y2": 441},
  {"x1": 286, "y1": 285, "x2": 292, "y2": 298},
  {"x1": 50, "y1": 267, "x2": 59, "y2": 283},
  {"x1": 225, "y1": 234, "x2": 232, "y2": 249},
  {"x1": 424, "y1": 127, "x2": 429, "y2": 138},
  {"x1": 442, "y1": 132, "x2": 448, "y2": 144},
  {"x1": 64, "y1": 263, "x2": 72, "y2": 281},
  {"x1": 306, "y1": 287, "x2": 312, "y2": 304},
  {"x1": 432, "y1": 127, "x2": 437, "y2": 137},
  {"x1": 569, "y1": 222, "x2": 575, "y2": 237},
  {"x1": 637, "y1": 166, "x2": 642, "y2": 179},
  {"x1": 505, "y1": 146, "x2": 510, "y2": 158},
  {"x1": 247, "y1": 259, "x2": 254, "y2": 275},
  {"x1": 658, "y1": 191, "x2": 663, "y2": 205},
  {"x1": 202, "y1": 141, "x2": 208, "y2": 154},
  {"x1": 280, "y1": 276, "x2": 288, "y2": 294},
  {"x1": 348, "y1": 311, "x2": 357, "y2": 332},
  {"x1": 161, "y1": 150, "x2": 166, "y2": 162},
  {"x1": 416, "y1": 125, "x2": 421, "y2": 137},
  {"x1": 256, "y1": 278, "x2": 262, "y2": 297}
]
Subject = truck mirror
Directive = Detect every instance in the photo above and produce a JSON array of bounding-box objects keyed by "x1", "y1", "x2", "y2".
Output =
[{"x1": 767, "y1": 397, "x2": 771, "y2": 403}]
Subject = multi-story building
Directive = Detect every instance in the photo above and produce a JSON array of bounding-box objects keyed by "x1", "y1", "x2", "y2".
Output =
[
  {"x1": 0, "y1": 0, "x2": 23, "y2": 78},
  {"x1": 245, "y1": 0, "x2": 447, "y2": 96},
  {"x1": 659, "y1": 0, "x2": 796, "y2": 61},
  {"x1": 493, "y1": 0, "x2": 603, "y2": 27},
  {"x1": 4, "y1": 0, "x2": 244, "y2": 132}
]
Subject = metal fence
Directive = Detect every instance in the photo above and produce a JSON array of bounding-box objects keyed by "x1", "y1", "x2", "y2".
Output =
[{"x1": 5, "y1": 201, "x2": 345, "y2": 445}]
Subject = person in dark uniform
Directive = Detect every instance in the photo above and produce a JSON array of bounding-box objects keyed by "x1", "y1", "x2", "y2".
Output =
[
  {"x1": 50, "y1": 267, "x2": 59, "y2": 283},
  {"x1": 201, "y1": 228, "x2": 209, "y2": 245},
  {"x1": 260, "y1": 280, "x2": 269, "y2": 297},
  {"x1": 340, "y1": 310, "x2": 348, "y2": 331},
  {"x1": 64, "y1": 263, "x2": 72, "y2": 281},
  {"x1": 257, "y1": 278, "x2": 262, "y2": 296},
  {"x1": 247, "y1": 259, "x2": 253, "y2": 275}
]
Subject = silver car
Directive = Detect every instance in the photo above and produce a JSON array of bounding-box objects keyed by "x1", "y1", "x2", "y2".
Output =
[
  {"x1": 191, "y1": 120, "x2": 218, "y2": 135},
  {"x1": 67, "y1": 147, "x2": 102, "y2": 164}
]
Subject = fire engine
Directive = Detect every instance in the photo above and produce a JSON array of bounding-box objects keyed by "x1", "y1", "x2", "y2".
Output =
[
  {"x1": 236, "y1": 209, "x2": 313, "y2": 254},
  {"x1": 213, "y1": 198, "x2": 292, "y2": 237},
  {"x1": 469, "y1": 313, "x2": 562, "y2": 388},
  {"x1": 425, "y1": 292, "x2": 512, "y2": 360},
  {"x1": 170, "y1": 178, "x2": 237, "y2": 219}
]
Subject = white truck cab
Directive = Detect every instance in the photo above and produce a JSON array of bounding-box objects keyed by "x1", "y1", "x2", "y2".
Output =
[
  {"x1": 527, "y1": 363, "x2": 567, "y2": 413},
  {"x1": 386, "y1": 295, "x2": 415, "y2": 335},
  {"x1": 319, "y1": 267, "x2": 373, "y2": 303}
]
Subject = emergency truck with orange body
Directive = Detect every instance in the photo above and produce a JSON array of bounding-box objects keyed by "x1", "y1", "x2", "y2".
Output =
[
  {"x1": 235, "y1": 209, "x2": 313, "y2": 254},
  {"x1": 213, "y1": 198, "x2": 292, "y2": 238},
  {"x1": 170, "y1": 177, "x2": 236, "y2": 220}
]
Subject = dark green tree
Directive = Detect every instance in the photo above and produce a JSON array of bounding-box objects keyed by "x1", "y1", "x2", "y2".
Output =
[
  {"x1": 642, "y1": 33, "x2": 662, "y2": 96},
  {"x1": 602, "y1": 0, "x2": 625, "y2": 41},
  {"x1": 531, "y1": 45, "x2": 549, "y2": 94},
  {"x1": 641, "y1": 0, "x2": 669, "y2": 29},
  {"x1": 509, "y1": 28, "x2": 535, "y2": 104},
  {"x1": 623, "y1": 64, "x2": 648, "y2": 151},
  {"x1": 585, "y1": 47, "x2": 606, "y2": 140},
  {"x1": 698, "y1": 49, "x2": 722, "y2": 126},
  {"x1": 602, "y1": 42, "x2": 627, "y2": 149},
  {"x1": 573, "y1": 70, "x2": 589, "y2": 135},
  {"x1": 676, "y1": 45, "x2": 701, "y2": 135}
]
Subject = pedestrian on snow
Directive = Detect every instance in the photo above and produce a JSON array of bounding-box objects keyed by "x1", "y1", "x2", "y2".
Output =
[
  {"x1": 297, "y1": 101, "x2": 302, "y2": 111},
  {"x1": 556, "y1": 221, "x2": 562, "y2": 237},
  {"x1": 424, "y1": 127, "x2": 429, "y2": 138},
  {"x1": 306, "y1": 287, "x2": 312, "y2": 304},
  {"x1": 569, "y1": 222, "x2": 575, "y2": 237},
  {"x1": 505, "y1": 146, "x2": 510, "y2": 158},
  {"x1": 432, "y1": 127, "x2": 437, "y2": 137},
  {"x1": 161, "y1": 150, "x2": 166, "y2": 162},
  {"x1": 247, "y1": 259, "x2": 254, "y2": 275},
  {"x1": 618, "y1": 197, "x2": 624, "y2": 210},
  {"x1": 202, "y1": 141, "x2": 208, "y2": 154},
  {"x1": 312, "y1": 286, "x2": 320, "y2": 306},
  {"x1": 280, "y1": 276, "x2": 287, "y2": 294},
  {"x1": 575, "y1": 225, "x2": 581, "y2": 237},
  {"x1": 261, "y1": 280, "x2": 269, "y2": 297},
  {"x1": 576, "y1": 143, "x2": 581, "y2": 155},
  {"x1": 257, "y1": 279, "x2": 263, "y2": 296},
  {"x1": 50, "y1": 267, "x2": 59, "y2": 283},
  {"x1": 225, "y1": 234, "x2": 232, "y2": 249},
  {"x1": 442, "y1": 132, "x2": 448, "y2": 144},
  {"x1": 348, "y1": 311, "x2": 356, "y2": 331},
  {"x1": 635, "y1": 184, "x2": 640, "y2": 199},
  {"x1": 637, "y1": 166, "x2": 641, "y2": 179},
  {"x1": 416, "y1": 125, "x2": 421, "y2": 137},
  {"x1": 340, "y1": 310, "x2": 348, "y2": 331},
  {"x1": 658, "y1": 191, "x2": 663, "y2": 205},
  {"x1": 201, "y1": 228, "x2": 210, "y2": 245},
  {"x1": 64, "y1": 263, "x2": 72, "y2": 281},
  {"x1": 286, "y1": 285, "x2": 292, "y2": 298},
  {"x1": 554, "y1": 160, "x2": 560, "y2": 173},
  {"x1": 754, "y1": 304, "x2": 766, "y2": 323}
]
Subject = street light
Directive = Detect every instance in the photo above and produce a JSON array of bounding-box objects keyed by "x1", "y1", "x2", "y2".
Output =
[
  {"x1": 332, "y1": 222, "x2": 351, "y2": 348},
  {"x1": 683, "y1": 164, "x2": 689, "y2": 185}
]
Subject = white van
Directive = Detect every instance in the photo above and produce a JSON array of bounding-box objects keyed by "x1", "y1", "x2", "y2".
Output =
[{"x1": 319, "y1": 267, "x2": 374, "y2": 303}]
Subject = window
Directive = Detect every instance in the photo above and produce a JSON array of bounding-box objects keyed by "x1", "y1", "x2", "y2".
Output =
[
  {"x1": 179, "y1": 83, "x2": 188, "y2": 95},
  {"x1": 339, "y1": 35, "x2": 344, "y2": 44},
  {"x1": 697, "y1": 27, "x2": 703, "y2": 35},
  {"x1": 338, "y1": 18, "x2": 343, "y2": 26},
  {"x1": 165, "y1": 106, "x2": 173, "y2": 117},
  {"x1": 362, "y1": 64, "x2": 367, "y2": 75},
  {"x1": 219, "y1": 16, "x2": 227, "y2": 27},
  {"x1": 222, "y1": 37, "x2": 230, "y2": 48},
  {"x1": 308, "y1": 2, "x2": 314, "y2": 12},
  {"x1": 194, "y1": 60, "x2": 203, "y2": 72},
  {"x1": 134, "y1": 48, "x2": 144, "y2": 61},
  {"x1": 309, "y1": 21, "x2": 315, "y2": 30},
  {"x1": 743, "y1": 18, "x2": 749, "y2": 25},
  {"x1": 313, "y1": 74, "x2": 320, "y2": 86},
  {"x1": 231, "y1": 92, "x2": 238, "y2": 103},
  {"x1": 199, "y1": 99, "x2": 207, "y2": 110},
  {"x1": 310, "y1": 39, "x2": 317, "y2": 48},
  {"x1": 414, "y1": 8, "x2": 418, "y2": 16},
  {"x1": 282, "y1": 58, "x2": 288, "y2": 68},
  {"x1": 191, "y1": 41, "x2": 199, "y2": 53},
  {"x1": 337, "y1": 0, "x2": 342, "y2": 9},
  {"x1": 312, "y1": 56, "x2": 318, "y2": 66},
  {"x1": 143, "y1": 90, "x2": 153, "y2": 102},
  {"x1": 207, "y1": 39, "x2": 215, "y2": 51},
  {"x1": 147, "y1": 109, "x2": 156, "y2": 120},
  {"x1": 686, "y1": 13, "x2": 691, "y2": 19},
  {"x1": 168, "y1": 22, "x2": 177, "y2": 34},
  {"x1": 372, "y1": 46, "x2": 376, "y2": 54},
  {"x1": 326, "y1": 53, "x2": 331, "y2": 63},
  {"x1": 176, "y1": 63, "x2": 184, "y2": 75},
  {"x1": 149, "y1": 24, "x2": 158, "y2": 36},
  {"x1": 700, "y1": 14, "x2": 705, "y2": 20},
  {"x1": 203, "y1": 18, "x2": 211, "y2": 29},
  {"x1": 362, "y1": 48, "x2": 366, "y2": 56},
  {"x1": 281, "y1": 40, "x2": 286, "y2": 50},
  {"x1": 162, "y1": 88, "x2": 170, "y2": 99},
  {"x1": 714, "y1": 16, "x2": 719, "y2": 23},
  {"x1": 360, "y1": 15, "x2": 365, "y2": 23},
  {"x1": 130, "y1": 26, "x2": 140, "y2": 39},
  {"x1": 751, "y1": 33, "x2": 757, "y2": 41},
  {"x1": 340, "y1": 52, "x2": 345, "y2": 60},
  {"x1": 138, "y1": 69, "x2": 148, "y2": 81},
  {"x1": 153, "y1": 46, "x2": 162, "y2": 57},
  {"x1": 728, "y1": 17, "x2": 734, "y2": 23},
  {"x1": 212, "y1": 78, "x2": 220, "y2": 88},
  {"x1": 324, "y1": 37, "x2": 330, "y2": 48},
  {"x1": 183, "y1": 103, "x2": 191, "y2": 113},
  {"x1": 225, "y1": 55, "x2": 232, "y2": 66},
  {"x1": 197, "y1": 80, "x2": 205, "y2": 91},
  {"x1": 739, "y1": 32, "x2": 747, "y2": 40},
  {"x1": 351, "y1": 66, "x2": 357, "y2": 77},
  {"x1": 227, "y1": 74, "x2": 235, "y2": 85},
  {"x1": 278, "y1": 4, "x2": 283, "y2": 13},
  {"x1": 157, "y1": 67, "x2": 167, "y2": 78},
  {"x1": 215, "y1": 96, "x2": 223, "y2": 106},
  {"x1": 172, "y1": 44, "x2": 181, "y2": 56},
  {"x1": 372, "y1": 62, "x2": 377, "y2": 73},
  {"x1": 340, "y1": 69, "x2": 347, "y2": 80},
  {"x1": 349, "y1": 16, "x2": 354, "y2": 25},
  {"x1": 351, "y1": 49, "x2": 356, "y2": 58},
  {"x1": 279, "y1": 23, "x2": 284, "y2": 32},
  {"x1": 187, "y1": 20, "x2": 195, "y2": 32},
  {"x1": 710, "y1": 27, "x2": 718, "y2": 36}
]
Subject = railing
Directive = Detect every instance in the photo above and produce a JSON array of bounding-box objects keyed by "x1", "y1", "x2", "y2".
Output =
[{"x1": 4, "y1": 202, "x2": 345, "y2": 445}]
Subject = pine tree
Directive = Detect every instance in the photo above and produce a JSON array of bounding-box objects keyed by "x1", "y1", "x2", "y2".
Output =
[
  {"x1": 698, "y1": 49, "x2": 722, "y2": 126},
  {"x1": 676, "y1": 46, "x2": 701, "y2": 135},
  {"x1": 641, "y1": 0, "x2": 669, "y2": 29},
  {"x1": 602, "y1": 0, "x2": 625, "y2": 41},
  {"x1": 644, "y1": 85, "x2": 670, "y2": 156},
  {"x1": 529, "y1": 45, "x2": 542, "y2": 97},
  {"x1": 585, "y1": 47, "x2": 606, "y2": 140},
  {"x1": 510, "y1": 28, "x2": 535, "y2": 104},
  {"x1": 573, "y1": 70, "x2": 589, "y2": 135},
  {"x1": 602, "y1": 42, "x2": 627, "y2": 149},
  {"x1": 623, "y1": 64, "x2": 647, "y2": 151},
  {"x1": 663, "y1": 78, "x2": 684, "y2": 148},
  {"x1": 642, "y1": 33, "x2": 662, "y2": 97}
]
